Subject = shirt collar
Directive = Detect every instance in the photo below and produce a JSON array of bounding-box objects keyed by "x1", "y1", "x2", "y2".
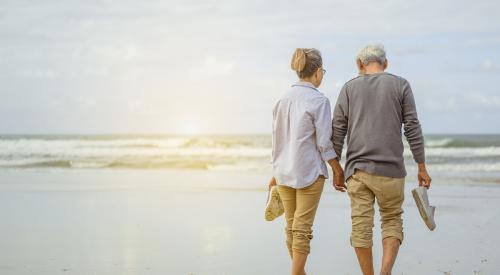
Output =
[{"x1": 292, "y1": 81, "x2": 319, "y2": 92}]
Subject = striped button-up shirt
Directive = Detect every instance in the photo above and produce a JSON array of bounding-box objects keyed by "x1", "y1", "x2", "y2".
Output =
[{"x1": 272, "y1": 81, "x2": 337, "y2": 189}]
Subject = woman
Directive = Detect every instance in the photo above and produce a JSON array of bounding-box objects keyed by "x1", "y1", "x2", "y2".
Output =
[{"x1": 269, "y1": 48, "x2": 345, "y2": 275}]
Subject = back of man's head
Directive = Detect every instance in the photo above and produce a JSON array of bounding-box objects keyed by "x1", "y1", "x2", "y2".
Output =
[{"x1": 357, "y1": 44, "x2": 387, "y2": 66}]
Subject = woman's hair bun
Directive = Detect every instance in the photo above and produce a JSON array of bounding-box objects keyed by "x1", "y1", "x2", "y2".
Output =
[{"x1": 291, "y1": 48, "x2": 307, "y2": 72}]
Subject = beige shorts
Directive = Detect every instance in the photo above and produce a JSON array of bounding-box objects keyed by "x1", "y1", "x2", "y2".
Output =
[{"x1": 347, "y1": 169, "x2": 405, "y2": 248}]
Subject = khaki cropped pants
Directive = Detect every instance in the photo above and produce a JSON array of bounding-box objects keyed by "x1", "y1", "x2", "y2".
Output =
[
  {"x1": 347, "y1": 169, "x2": 405, "y2": 248},
  {"x1": 277, "y1": 176, "x2": 325, "y2": 256}
]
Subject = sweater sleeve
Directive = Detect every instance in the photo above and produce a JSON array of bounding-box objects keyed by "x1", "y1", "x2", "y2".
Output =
[
  {"x1": 401, "y1": 79, "x2": 425, "y2": 163},
  {"x1": 332, "y1": 85, "x2": 349, "y2": 160}
]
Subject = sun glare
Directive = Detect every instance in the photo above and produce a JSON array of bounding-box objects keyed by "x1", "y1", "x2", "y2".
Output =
[{"x1": 180, "y1": 123, "x2": 200, "y2": 136}]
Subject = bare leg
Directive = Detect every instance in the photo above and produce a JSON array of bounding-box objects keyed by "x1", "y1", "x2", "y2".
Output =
[
  {"x1": 291, "y1": 251, "x2": 307, "y2": 275},
  {"x1": 354, "y1": 247, "x2": 374, "y2": 275},
  {"x1": 380, "y1": 237, "x2": 400, "y2": 275}
]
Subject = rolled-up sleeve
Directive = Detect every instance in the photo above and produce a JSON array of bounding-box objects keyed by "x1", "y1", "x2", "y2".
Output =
[{"x1": 312, "y1": 97, "x2": 337, "y2": 161}]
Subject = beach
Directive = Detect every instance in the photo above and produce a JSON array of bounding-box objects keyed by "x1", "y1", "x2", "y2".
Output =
[
  {"x1": 3, "y1": 0, "x2": 500, "y2": 273},
  {"x1": 1, "y1": 168, "x2": 499, "y2": 275}
]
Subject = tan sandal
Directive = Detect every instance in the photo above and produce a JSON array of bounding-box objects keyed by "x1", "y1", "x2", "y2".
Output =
[{"x1": 265, "y1": 186, "x2": 284, "y2": 221}]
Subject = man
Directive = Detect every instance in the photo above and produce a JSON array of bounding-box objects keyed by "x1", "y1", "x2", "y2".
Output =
[{"x1": 331, "y1": 44, "x2": 432, "y2": 275}]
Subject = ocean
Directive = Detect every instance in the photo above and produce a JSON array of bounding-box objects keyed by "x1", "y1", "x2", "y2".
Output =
[{"x1": 1, "y1": 134, "x2": 499, "y2": 185}]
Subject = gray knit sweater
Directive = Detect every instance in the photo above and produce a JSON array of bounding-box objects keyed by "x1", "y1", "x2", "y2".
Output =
[{"x1": 332, "y1": 72, "x2": 425, "y2": 180}]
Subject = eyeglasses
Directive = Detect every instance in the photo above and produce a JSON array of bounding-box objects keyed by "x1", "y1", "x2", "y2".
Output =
[{"x1": 321, "y1": 68, "x2": 326, "y2": 74}]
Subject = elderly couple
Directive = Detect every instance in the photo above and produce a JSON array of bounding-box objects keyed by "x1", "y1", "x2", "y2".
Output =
[{"x1": 269, "y1": 44, "x2": 432, "y2": 275}]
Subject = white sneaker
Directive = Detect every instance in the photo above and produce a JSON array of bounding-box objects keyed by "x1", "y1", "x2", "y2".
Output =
[
  {"x1": 412, "y1": 186, "x2": 436, "y2": 231},
  {"x1": 265, "y1": 186, "x2": 284, "y2": 221}
]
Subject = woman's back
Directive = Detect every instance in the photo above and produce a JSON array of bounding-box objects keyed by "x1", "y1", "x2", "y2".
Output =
[{"x1": 272, "y1": 81, "x2": 336, "y2": 188}]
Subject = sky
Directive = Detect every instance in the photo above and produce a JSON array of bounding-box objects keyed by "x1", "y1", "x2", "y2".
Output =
[{"x1": 1, "y1": 0, "x2": 499, "y2": 135}]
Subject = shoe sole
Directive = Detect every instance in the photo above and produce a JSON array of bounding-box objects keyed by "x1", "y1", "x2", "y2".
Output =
[
  {"x1": 412, "y1": 188, "x2": 436, "y2": 231},
  {"x1": 265, "y1": 187, "x2": 282, "y2": 221}
]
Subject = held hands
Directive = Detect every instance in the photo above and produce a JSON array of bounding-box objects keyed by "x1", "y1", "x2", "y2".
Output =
[
  {"x1": 333, "y1": 170, "x2": 346, "y2": 192},
  {"x1": 418, "y1": 163, "x2": 432, "y2": 189},
  {"x1": 328, "y1": 158, "x2": 346, "y2": 192}
]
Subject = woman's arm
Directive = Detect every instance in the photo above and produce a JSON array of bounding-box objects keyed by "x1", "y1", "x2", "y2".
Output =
[
  {"x1": 268, "y1": 176, "x2": 277, "y2": 190},
  {"x1": 313, "y1": 97, "x2": 338, "y2": 162}
]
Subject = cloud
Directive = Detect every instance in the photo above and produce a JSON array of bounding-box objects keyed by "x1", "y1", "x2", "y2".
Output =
[
  {"x1": 463, "y1": 37, "x2": 500, "y2": 47},
  {"x1": 468, "y1": 94, "x2": 500, "y2": 108},
  {"x1": 23, "y1": 70, "x2": 61, "y2": 79},
  {"x1": 424, "y1": 97, "x2": 460, "y2": 113},
  {"x1": 189, "y1": 56, "x2": 235, "y2": 80},
  {"x1": 481, "y1": 59, "x2": 500, "y2": 71},
  {"x1": 75, "y1": 96, "x2": 97, "y2": 108},
  {"x1": 88, "y1": 44, "x2": 139, "y2": 61},
  {"x1": 127, "y1": 99, "x2": 158, "y2": 116},
  {"x1": 1, "y1": 0, "x2": 500, "y2": 134}
]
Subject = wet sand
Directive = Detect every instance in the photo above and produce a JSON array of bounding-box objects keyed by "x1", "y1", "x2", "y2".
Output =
[{"x1": 0, "y1": 169, "x2": 498, "y2": 274}]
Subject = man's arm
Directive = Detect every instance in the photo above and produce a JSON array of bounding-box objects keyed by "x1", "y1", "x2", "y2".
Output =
[
  {"x1": 332, "y1": 85, "x2": 349, "y2": 160},
  {"x1": 401, "y1": 79, "x2": 431, "y2": 188}
]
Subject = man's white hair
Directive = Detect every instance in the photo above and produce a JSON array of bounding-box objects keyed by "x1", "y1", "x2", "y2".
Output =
[{"x1": 357, "y1": 44, "x2": 386, "y2": 65}]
